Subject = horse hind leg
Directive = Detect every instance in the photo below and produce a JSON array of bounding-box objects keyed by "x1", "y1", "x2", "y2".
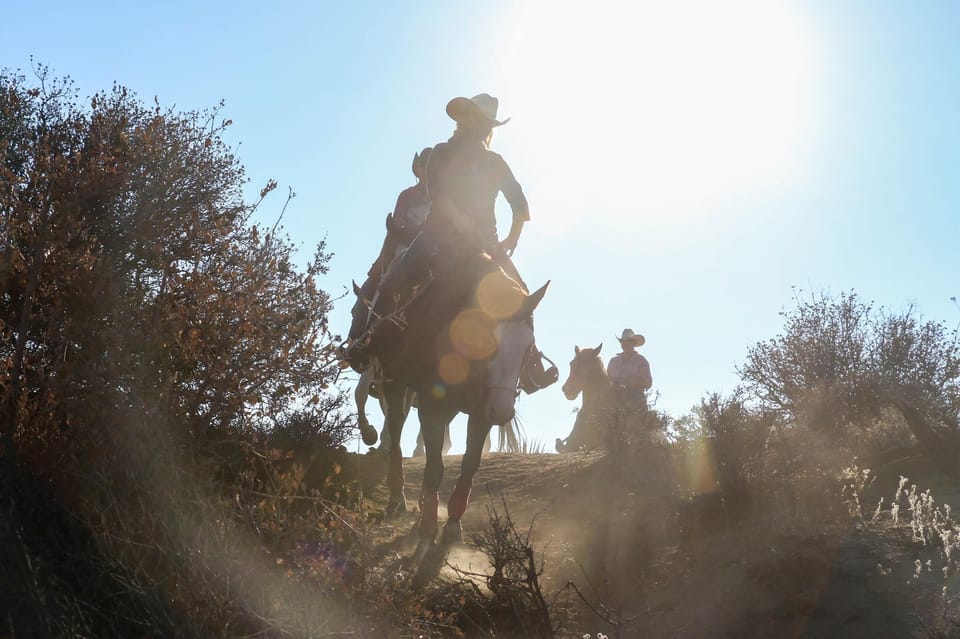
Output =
[
  {"x1": 383, "y1": 384, "x2": 412, "y2": 517},
  {"x1": 385, "y1": 451, "x2": 407, "y2": 517},
  {"x1": 415, "y1": 422, "x2": 450, "y2": 457},
  {"x1": 412, "y1": 431, "x2": 425, "y2": 457}
]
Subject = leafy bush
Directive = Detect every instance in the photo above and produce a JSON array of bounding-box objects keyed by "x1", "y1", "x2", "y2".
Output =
[
  {"x1": 739, "y1": 289, "x2": 960, "y2": 464},
  {"x1": 0, "y1": 65, "x2": 356, "y2": 638},
  {"x1": 0, "y1": 66, "x2": 348, "y2": 473}
]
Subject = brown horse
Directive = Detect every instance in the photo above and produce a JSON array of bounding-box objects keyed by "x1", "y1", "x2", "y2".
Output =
[
  {"x1": 559, "y1": 343, "x2": 666, "y2": 453},
  {"x1": 345, "y1": 248, "x2": 547, "y2": 552},
  {"x1": 557, "y1": 344, "x2": 614, "y2": 452},
  {"x1": 343, "y1": 275, "x2": 416, "y2": 515}
]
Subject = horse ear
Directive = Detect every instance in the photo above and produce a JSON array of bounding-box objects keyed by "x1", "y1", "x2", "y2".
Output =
[
  {"x1": 352, "y1": 280, "x2": 361, "y2": 296},
  {"x1": 385, "y1": 212, "x2": 394, "y2": 230},
  {"x1": 574, "y1": 345, "x2": 581, "y2": 354},
  {"x1": 520, "y1": 280, "x2": 550, "y2": 316},
  {"x1": 595, "y1": 343, "x2": 603, "y2": 355}
]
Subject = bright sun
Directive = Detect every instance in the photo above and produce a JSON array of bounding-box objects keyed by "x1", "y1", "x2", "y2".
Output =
[{"x1": 495, "y1": 0, "x2": 819, "y2": 230}]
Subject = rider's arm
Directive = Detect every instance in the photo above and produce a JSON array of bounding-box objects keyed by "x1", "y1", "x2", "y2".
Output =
[
  {"x1": 636, "y1": 356, "x2": 653, "y2": 391},
  {"x1": 497, "y1": 155, "x2": 529, "y2": 253}
]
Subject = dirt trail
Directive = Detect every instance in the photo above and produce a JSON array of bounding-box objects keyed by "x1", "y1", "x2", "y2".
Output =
[{"x1": 348, "y1": 450, "x2": 960, "y2": 638}]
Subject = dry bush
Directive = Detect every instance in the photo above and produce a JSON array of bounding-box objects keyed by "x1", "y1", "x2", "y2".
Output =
[
  {"x1": 63, "y1": 411, "x2": 363, "y2": 638},
  {"x1": 413, "y1": 498, "x2": 560, "y2": 639},
  {"x1": 0, "y1": 462, "x2": 192, "y2": 638},
  {"x1": 669, "y1": 390, "x2": 857, "y2": 540}
]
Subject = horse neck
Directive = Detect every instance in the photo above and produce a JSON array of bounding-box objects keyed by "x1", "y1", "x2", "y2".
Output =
[
  {"x1": 580, "y1": 365, "x2": 614, "y2": 413},
  {"x1": 396, "y1": 258, "x2": 486, "y2": 385}
]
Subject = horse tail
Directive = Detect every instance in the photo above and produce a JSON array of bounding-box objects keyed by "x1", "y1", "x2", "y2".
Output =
[{"x1": 497, "y1": 417, "x2": 523, "y2": 453}]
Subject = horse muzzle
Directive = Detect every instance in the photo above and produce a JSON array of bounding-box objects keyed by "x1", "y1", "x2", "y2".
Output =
[
  {"x1": 336, "y1": 341, "x2": 371, "y2": 373},
  {"x1": 483, "y1": 387, "x2": 517, "y2": 426},
  {"x1": 561, "y1": 381, "x2": 581, "y2": 401}
]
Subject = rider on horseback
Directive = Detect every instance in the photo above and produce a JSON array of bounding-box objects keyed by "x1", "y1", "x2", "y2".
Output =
[
  {"x1": 367, "y1": 147, "x2": 433, "y2": 283},
  {"x1": 609, "y1": 328, "x2": 653, "y2": 412},
  {"x1": 375, "y1": 93, "x2": 527, "y2": 300},
  {"x1": 347, "y1": 94, "x2": 556, "y2": 391}
]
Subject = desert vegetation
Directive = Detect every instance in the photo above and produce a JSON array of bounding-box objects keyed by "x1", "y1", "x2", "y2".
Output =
[{"x1": 3, "y1": 67, "x2": 960, "y2": 638}]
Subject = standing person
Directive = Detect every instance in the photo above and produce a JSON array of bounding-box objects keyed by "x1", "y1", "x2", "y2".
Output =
[{"x1": 608, "y1": 329, "x2": 653, "y2": 413}]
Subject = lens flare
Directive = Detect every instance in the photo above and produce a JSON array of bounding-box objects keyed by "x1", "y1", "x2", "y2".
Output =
[
  {"x1": 438, "y1": 351, "x2": 470, "y2": 385},
  {"x1": 684, "y1": 437, "x2": 720, "y2": 495},
  {"x1": 476, "y1": 271, "x2": 525, "y2": 319},
  {"x1": 449, "y1": 308, "x2": 497, "y2": 360}
]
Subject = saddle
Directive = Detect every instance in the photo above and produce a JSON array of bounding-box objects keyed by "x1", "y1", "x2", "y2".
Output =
[{"x1": 519, "y1": 348, "x2": 559, "y2": 395}]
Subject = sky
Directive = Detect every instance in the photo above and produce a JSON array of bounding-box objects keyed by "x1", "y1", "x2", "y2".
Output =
[{"x1": 3, "y1": 1, "x2": 958, "y2": 455}]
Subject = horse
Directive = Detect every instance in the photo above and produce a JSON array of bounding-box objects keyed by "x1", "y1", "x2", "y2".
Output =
[
  {"x1": 557, "y1": 344, "x2": 615, "y2": 452},
  {"x1": 347, "y1": 278, "x2": 449, "y2": 456},
  {"x1": 356, "y1": 366, "x2": 517, "y2": 456},
  {"x1": 343, "y1": 275, "x2": 416, "y2": 515},
  {"x1": 353, "y1": 357, "x2": 451, "y2": 455},
  {"x1": 559, "y1": 343, "x2": 667, "y2": 453},
  {"x1": 345, "y1": 211, "x2": 424, "y2": 453},
  {"x1": 349, "y1": 278, "x2": 521, "y2": 458},
  {"x1": 347, "y1": 246, "x2": 547, "y2": 552}
]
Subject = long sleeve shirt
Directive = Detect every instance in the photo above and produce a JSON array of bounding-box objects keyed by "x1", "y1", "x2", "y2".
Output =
[
  {"x1": 607, "y1": 351, "x2": 652, "y2": 391},
  {"x1": 425, "y1": 137, "x2": 529, "y2": 248}
]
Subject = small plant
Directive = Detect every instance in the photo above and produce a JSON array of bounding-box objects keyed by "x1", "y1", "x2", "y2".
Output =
[
  {"x1": 840, "y1": 460, "x2": 875, "y2": 520},
  {"x1": 866, "y1": 471, "x2": 960, "y2": 626}
]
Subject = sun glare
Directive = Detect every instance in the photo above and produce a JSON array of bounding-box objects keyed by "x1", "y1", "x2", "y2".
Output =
[{"x1": 496, "y1": 0, "x2": 819, "y2": 229}]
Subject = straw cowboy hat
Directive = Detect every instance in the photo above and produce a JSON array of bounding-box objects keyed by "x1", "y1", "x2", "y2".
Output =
[
  {"x1": 411, "y1": 147, "x2": 432, "y2": 176},
  {"x1": 446, "y1": 93, "x2": 511, "y2": 128},
  {"x1": 616, "y1": 328, "x2": 646, "y2": 346}
]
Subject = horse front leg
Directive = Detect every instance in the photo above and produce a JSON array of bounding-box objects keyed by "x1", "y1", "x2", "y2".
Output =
[
  {"x1": 383, "y1": 382, "x2": 412, "y2": 518},
  {"x1": 415, "y1": 403, "x2": 457, "y2": 546},
  {"x1": 442, "y1": 413, "x2": 491, "y2": 545}
]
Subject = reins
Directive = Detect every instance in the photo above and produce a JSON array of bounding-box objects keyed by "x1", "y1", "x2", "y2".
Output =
[{"x1": 339, "y1": 275, "x2": 434, "y2": 359}]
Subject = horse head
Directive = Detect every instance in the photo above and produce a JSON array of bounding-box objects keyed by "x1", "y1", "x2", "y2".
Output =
[
  {"x1": 562, "y1": 343, "x2": 605, "y2": 400},
  {"x1": 340, "y1": 277, "x2": 378, "y2": 371},
  {"x1": 477, "y1": 276, "x2": 549, "y2": 425}
]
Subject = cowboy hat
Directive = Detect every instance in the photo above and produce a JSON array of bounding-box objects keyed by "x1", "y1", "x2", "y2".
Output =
[
  {"x1": 446, "y1": 93, "x2": 511, "y2": 127},
  {"x1": 616, "y1": 328, "x2": 645, "y2": 346},
  {"x1": 411, "y1": 147, "x2": 432, "y2": 176}
]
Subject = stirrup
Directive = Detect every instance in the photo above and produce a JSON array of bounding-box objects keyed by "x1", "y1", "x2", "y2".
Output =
[{"x1": 520, "y1": 348, "x2": 559, "y2": 394}]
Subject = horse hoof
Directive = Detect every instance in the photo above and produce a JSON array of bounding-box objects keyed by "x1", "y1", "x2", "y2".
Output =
[
  {"x1": 359, "y1": 422, "x2": 378, "y2": 446},
  {"x1": 440, "y1": 520, "x2": 463, "y2": 546}
]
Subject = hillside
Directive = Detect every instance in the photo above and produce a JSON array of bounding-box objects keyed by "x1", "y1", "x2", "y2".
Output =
[{"x1": 347, "y1": 449, "x2": 960, "y2": 638}]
